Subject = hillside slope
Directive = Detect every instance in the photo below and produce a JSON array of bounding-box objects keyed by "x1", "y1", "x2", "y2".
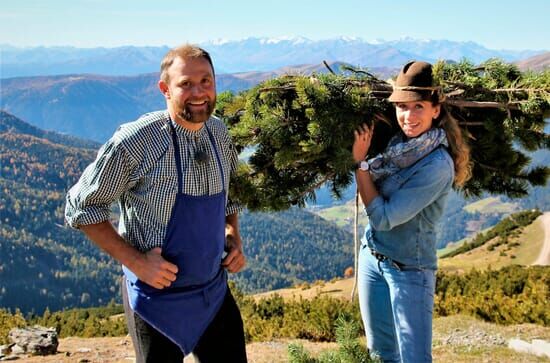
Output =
[
  {"x1": 257, "y1": 210, "x2": 549, "y2": 302},
  {"x1": 439, "y1": 211, "x2": 549, "y2": 272},
  {"x1": 516, "y1": 51, "x2": 550, "y2": 71}
]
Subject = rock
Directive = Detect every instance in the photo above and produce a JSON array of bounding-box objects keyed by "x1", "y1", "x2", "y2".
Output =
[
  {"x1": 0, "y1": 344, "x2": 14, "y2": 357},
  {"x1": 532, "y1": 339, "x2": 550, "y2": 358},
  {"x1": 508, "y1": 338, "x2": 532, "y2": 354},
  {"x1": 8, "y1": 326, "x2": 58, "y2": 356},
  {"x1": 438, "y1": 327, "x2": 506, "y2": 348},
  {"x1": 8, "y1": 346, "x2": 23, "y2": 356},
  {"x1": 0, "y1": 356, "x2": 21, "y2": 361},
  {"x1": 508, "y1": 338, "x2": 550, "y2": 358}
]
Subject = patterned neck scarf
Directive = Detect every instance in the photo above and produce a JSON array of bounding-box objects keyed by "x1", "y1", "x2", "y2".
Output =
[{"x1": 367, "y1": 128, "x2": 448, "y2": 183}]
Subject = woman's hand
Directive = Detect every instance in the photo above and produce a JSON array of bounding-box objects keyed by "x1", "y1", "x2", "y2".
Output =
[{"x1": 353, "y1": 123, "x2": 374, "y2": 162}]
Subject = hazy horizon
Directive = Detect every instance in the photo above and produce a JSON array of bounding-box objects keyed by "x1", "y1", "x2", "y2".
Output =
[{"x1": 1, "y1": 0, "x2": 549, "y2": 51}]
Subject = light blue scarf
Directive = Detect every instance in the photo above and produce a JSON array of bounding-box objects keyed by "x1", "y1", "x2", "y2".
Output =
[{"x1": 367, "y1": 128, "x2": 448, "y2": 183}]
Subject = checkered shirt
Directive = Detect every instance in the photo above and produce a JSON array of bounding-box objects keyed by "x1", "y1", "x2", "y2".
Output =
[{"x1": 65, "y1": 110, "x2": 242, "y2": 252}]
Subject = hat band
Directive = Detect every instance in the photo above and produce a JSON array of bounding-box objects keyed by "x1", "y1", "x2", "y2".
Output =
[
  {"x1": 391, "y1": 85, "x2": 446, "y2": 102},
  {"x1": 392, "y1": 86, "x2": 441, "y2": 91}
]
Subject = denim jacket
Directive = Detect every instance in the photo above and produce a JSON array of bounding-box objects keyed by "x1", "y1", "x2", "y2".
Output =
[{"x1": 362, "y1": 146, "x2": 454, "y2": 270}]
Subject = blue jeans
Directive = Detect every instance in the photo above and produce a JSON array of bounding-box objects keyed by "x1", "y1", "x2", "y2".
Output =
[{"x1": 358, "y1": 245, "x2": 436, "y2": 363}]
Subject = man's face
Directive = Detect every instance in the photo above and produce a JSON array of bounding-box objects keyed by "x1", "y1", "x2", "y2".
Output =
[{"x1": 160, "y1": 56, "x2": 216, "y2": 128}]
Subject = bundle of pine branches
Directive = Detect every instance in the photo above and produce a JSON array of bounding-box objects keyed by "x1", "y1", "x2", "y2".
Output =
[{"x1": 218, "y1": 59, "x2": 550, "y2": 211}]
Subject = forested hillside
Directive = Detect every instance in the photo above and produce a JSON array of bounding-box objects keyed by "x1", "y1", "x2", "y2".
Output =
[
  {"x1": 0, "y1": 111, "x2": 122, "y2": 313},
  {"x1": 235, "y1": 208, "x2": 353, "y2": 292},
  {"x1": 0, "y1": 111, "x2": 353, "y2": 314}
]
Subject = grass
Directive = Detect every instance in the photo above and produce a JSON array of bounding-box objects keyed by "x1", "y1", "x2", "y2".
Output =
[
  {"x1": 437, "y1": 237, "x2": 469, "y2": 257},
  {"x1": 438, "y1": 213, "x2": 546, "y2": 272},
  {"x1": 462, "y1": 196, "x2": 518, "y2": 214},
  {"x1": 512, "y1": 216, "x2": 546, "y2": 265},
  {"x1": 437, "y1": 225, "x2": 495, "y2": 257},
  {"x1": 313, "y1": 199, "x2": 369, "y2": 231},
  {"x1": 253, "y1": 278, "x2": 356, "y2": 302}
]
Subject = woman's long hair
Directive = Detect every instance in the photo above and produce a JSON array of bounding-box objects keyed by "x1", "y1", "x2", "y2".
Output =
[{"x1": 432, "y1": 94, "x2": 472, "y2": 187}]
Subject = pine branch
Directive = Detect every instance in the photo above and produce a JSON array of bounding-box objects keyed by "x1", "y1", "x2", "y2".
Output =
[
  {"x1": 222, "y1": 59, "x2": 550, "y2": 211},
  {"x1": 446, "y1": 99, "x2": 523, "y2": 110},
  {"x1": 290, "y1": 172, "x2": 336, "y2": 205}
]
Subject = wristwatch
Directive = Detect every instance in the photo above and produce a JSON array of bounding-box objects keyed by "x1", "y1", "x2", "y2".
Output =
[{"x1": 356, "y1": 160, "x2": 370, "y2": 172}]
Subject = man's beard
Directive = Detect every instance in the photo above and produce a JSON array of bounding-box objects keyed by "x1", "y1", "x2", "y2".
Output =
[{"x1": 177, "y1": 100, "x2": 215, "y2": 124}]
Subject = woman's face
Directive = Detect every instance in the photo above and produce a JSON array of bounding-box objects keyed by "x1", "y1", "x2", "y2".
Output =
[{"x1": 395, "y1": 100, "x2": 441, "y2": 138}]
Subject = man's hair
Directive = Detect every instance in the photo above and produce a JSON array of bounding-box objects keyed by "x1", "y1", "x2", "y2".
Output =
[{"x1": 160, "y1": 44, "x2": 215, "y2": 83}]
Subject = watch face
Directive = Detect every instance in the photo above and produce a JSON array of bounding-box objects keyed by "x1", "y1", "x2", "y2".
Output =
[{"x1": 359, "y1": 160, "x2": 369, "y2": 171}]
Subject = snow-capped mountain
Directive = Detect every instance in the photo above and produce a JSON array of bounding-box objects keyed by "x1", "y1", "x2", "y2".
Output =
[{"x1": 1, "y1": 36, "x2": 545, "y2": 78}]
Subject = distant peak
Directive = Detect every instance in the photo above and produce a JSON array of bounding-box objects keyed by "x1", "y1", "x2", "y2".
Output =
[
  {"x1": 205, "y1": 38, "x2": 232, "y2": 45},
  {"x1": 259, "y1": 36, "x2": 312, "y2": 45}
]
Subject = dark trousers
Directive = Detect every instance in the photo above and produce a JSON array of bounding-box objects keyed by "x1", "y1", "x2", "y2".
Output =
[{"x1": 122, "y1": 277, "x2": 248, "y2": 363}]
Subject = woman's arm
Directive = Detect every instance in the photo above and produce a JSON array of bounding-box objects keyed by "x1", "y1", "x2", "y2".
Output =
[
  {"x1": 366, "y1": 152, "x2": 454, "y2": 231},
  {"x1": 353, "y1": 123, "x2": 380, "y2": 206}
]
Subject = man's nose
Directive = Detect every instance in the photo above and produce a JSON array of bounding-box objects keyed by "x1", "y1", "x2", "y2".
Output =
[{"x1": 190, "y1": 84, "x2": 205, "y2": 96}]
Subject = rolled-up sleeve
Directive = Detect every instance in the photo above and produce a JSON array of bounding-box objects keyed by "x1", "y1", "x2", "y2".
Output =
[
  {"x1": 366, "y1": 158, "x2": 453, "y2": 231},
  {"x1": 65, "y1": 139, "x2": 136, "y2": 228}
]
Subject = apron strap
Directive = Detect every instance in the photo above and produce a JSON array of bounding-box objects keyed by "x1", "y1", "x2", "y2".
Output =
[
  {"x1": 204, "y1": 124, "x2": 226, "y2": 189},
  {"x1": 167, "y1": 120, "x2": 226, "y2": 194},
  {"x1": 168, "y1": 121, "x2": 184, "y2": 195}
]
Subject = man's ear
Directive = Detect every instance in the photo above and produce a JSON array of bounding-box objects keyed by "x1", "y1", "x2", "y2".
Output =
[{"x1": 158, "y1": 80, "x2": 170, "y2": 99}]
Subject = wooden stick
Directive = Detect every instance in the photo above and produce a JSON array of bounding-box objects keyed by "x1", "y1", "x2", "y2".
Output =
[
  {"x1": 458, "y1": 122, "x2": 485, "y2": 126},
  {"x1": 446, "y1": 100, "x2": 522, "y2": 110}
]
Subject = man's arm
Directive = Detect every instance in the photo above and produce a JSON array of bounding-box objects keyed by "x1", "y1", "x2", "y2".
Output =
[
  {"x1": 80, "y1": 221, "x2": 178, "y2": 289},
  {"x1": 222, "y1": 213, "x2": 246, "y2": 273}
]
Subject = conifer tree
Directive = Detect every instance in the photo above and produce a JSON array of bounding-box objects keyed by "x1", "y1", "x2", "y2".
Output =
[{"x1": 218, "y1": 59, "x2": 550, "y2": 211}]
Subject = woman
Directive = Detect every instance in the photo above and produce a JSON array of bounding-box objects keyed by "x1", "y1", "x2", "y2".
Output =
[{"x1": 353, "y1": 61, "x2": 471, "y2": 363}]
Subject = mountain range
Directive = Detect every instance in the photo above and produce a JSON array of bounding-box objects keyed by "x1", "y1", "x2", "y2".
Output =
[
  {"x1": 0, "y1": 61, "x2": 392, "y2": 142},
  {"x1": 2, "y1": 36, "x2": 547, "y2": 78},
  {"x1": 0, "y1": 111, "x2": 353, "y2": 314},
  {"x1": 2, "y1": 50, "x2": 548, "y2": 143}
]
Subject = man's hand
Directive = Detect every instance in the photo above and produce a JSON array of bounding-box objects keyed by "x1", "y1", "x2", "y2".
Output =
[
  {"x1": 134, "y1": 247, "x2": 178, "y2": 289},
  {"x1": 79, "y1": 222, "x2": 177, "y2": 290},
  {"x1": 222, "y1": 234, "x2": 246, "y2": 273}
]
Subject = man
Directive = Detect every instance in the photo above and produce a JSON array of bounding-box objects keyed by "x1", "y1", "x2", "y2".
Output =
[{"x1": 65, "y1": 44, "x2": 247, "y2": 362}]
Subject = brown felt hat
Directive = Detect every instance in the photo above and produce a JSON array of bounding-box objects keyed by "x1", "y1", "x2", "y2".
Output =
[{"x1": 388, "y1": 61, "x2": 441, "y2": 103}]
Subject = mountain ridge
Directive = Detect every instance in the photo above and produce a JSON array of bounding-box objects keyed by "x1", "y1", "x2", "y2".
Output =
[
  {"x1": 2, "y1": 37, "x2": 546, "y2": 78},
  {"x1": 0, "y1": 62, "x2": 395, "y2": 142},
  {"x1": 3, "y1": 52, "x2": 546, "y2": 143}
]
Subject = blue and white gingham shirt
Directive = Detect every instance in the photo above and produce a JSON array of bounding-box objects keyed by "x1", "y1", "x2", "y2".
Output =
[{"x1": 65, "y1": 110, "x2": 241, "y2": 252}]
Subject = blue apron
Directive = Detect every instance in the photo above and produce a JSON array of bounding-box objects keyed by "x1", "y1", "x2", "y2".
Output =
[{"x1": 123, "y1": 121, "x2": 228, "y2": 355}]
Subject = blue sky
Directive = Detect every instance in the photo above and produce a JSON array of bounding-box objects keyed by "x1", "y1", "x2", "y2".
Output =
[{"x1": 1, "y1": 0, "x2": 549, "y2": 51}]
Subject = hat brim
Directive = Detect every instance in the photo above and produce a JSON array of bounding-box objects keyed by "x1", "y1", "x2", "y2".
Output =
[{"x1": 388, "y1": 90, "x2": 428, "y2": 103}]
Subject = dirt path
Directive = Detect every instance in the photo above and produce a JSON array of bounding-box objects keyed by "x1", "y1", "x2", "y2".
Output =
[{"x1": 533, "y1": 212, "x2": 550, "y2": 266}]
